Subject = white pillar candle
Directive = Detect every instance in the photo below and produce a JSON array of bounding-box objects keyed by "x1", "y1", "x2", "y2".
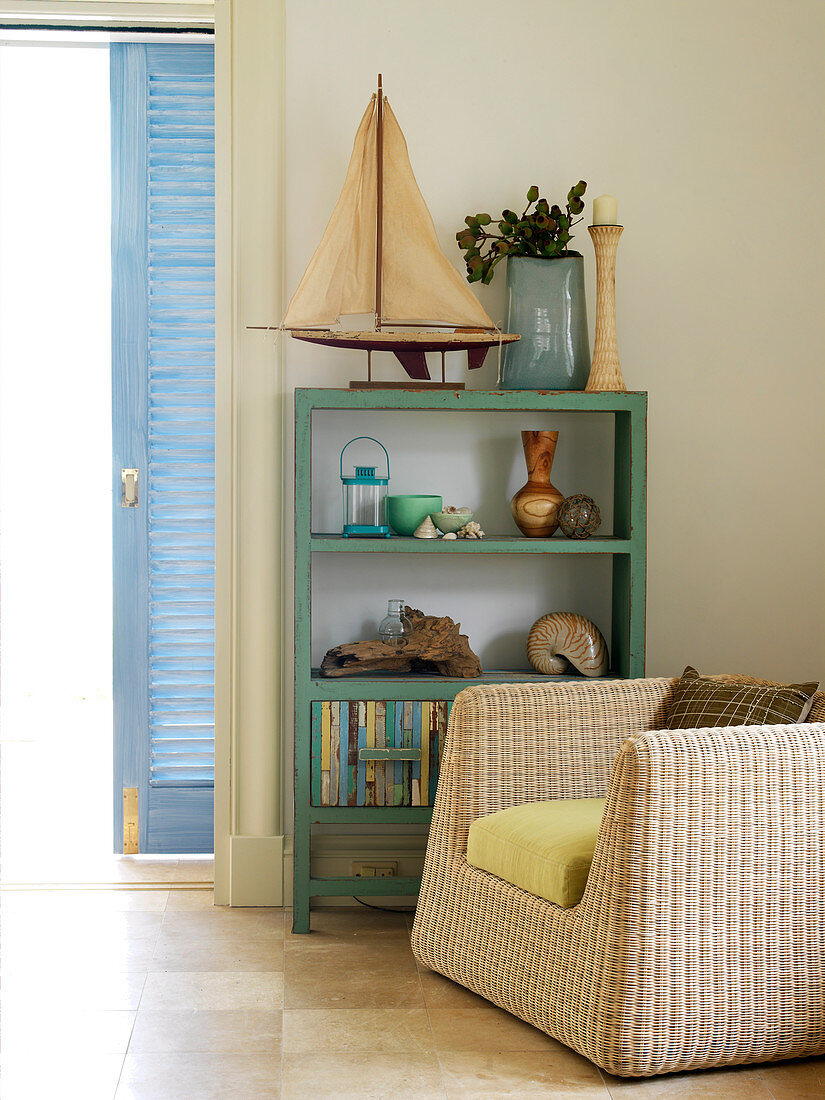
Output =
[{"x1": 592, "y1": 194, "x2": 619, "y2": 225}]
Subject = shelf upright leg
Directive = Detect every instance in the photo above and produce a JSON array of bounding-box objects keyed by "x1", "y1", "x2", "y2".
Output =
[
  {"x1": 293, "y1": 392, "x2": 313, "y2": 932},
  {"x1": 611, "y1": 400, "x2": 647, "y2": 678}
]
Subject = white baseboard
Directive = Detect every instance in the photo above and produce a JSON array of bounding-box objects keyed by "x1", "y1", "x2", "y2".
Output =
[{"x1": 229, "y1": 834, "x2": 285, "y2": 906}]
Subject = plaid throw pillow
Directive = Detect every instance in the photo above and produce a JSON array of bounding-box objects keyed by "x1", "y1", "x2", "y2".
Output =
[{"x1": 666, "y1": 666, "x2": 820, "y2": 729}]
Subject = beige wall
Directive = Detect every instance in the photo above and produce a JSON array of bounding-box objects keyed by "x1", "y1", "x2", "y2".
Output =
[
  {"x1": 216, "y1": 0, "x2": 824, "y2": 901},
  {"x1": 285, "y1": 0, "x2": 825, "y2": 685}
]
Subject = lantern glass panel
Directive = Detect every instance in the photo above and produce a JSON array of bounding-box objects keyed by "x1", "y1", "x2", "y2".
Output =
[{"x1": 345, "y1": 481, "x2": 386, "y2": 528}]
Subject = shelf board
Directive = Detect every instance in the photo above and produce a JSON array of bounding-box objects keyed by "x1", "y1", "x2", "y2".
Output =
[
  {"x1": 308, "y1": 875, "x2": 421, "y2": 897},
  {"x1": 296, "y1": 387, "x2": 647, "y2": 413},
  {"x1": 309, "y1": 806, "x2": 433, "y2": 825},
  {"x1": 308, "y1": 668, "x2": 622, "y2": 700},
  {"x1": 310, "y1": 534, "x2": 631, "y2": 554}
]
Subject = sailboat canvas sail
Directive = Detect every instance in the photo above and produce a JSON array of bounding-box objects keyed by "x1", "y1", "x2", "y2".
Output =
[
  {"x1": 380, "y1": 103, "x2": 492, "y2": 329},
  {"x1": 283, "y1": 78, "x2": 518, "y2": 385},
  {"x1": 282, "y1": 101, "x2": 377, "y2": 328}
]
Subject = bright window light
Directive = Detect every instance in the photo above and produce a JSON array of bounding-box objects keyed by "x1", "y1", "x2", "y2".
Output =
[{"x1": 0, "y1": 38, "x2": 113, "y2": 880}]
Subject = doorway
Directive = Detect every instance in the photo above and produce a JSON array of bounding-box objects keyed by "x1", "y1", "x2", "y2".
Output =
[{"x1": 0, "y1": 31, "x2": 215, "y2": 882}]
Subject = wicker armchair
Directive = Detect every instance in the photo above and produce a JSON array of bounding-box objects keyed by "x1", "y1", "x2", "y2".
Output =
[{"x1": 411, "y1": 677, "x2": 825, "y2": 1078}]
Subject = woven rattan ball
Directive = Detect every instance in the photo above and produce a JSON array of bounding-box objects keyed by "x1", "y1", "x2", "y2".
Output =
[{"x1": 557, "y1": 494, "x2": 601, "y2": 539}]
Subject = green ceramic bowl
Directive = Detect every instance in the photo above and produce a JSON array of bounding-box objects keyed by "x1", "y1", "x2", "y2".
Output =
[
  {"x1": 432, "y1": 510, "x2": 474, "y2": 534},
  {"x1": 387, "y1": 494, "x2": 443, "y2": 536}
]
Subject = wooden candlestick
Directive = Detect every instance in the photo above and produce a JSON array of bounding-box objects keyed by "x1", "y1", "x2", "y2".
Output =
[{"x1": 586, "y1": 224, "x2": 626, "y2": 392}]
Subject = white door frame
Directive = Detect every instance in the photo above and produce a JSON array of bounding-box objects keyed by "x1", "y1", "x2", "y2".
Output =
[{"x1": 1, "y1": 0, "x2": 288, "y2": 906}]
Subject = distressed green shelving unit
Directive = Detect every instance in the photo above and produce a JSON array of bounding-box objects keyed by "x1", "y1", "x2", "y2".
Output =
[{"x1": 293, "y1": 387, "x2": 647, "y2": 932}]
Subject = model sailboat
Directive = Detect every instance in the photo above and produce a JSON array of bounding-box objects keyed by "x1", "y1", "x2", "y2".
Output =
[{"x1": 283, "y1": 76, "x2": 518, "y2": 387}]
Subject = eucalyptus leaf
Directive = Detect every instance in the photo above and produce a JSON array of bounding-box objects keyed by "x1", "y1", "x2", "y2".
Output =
[{"x1": 458, "y1": 180, "x2": 587, "y2": 284}]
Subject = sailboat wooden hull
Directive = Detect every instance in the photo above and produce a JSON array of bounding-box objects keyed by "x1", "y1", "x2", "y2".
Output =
[{"x1": 289, "y1": 329, "x2": 520, "y2": 381}]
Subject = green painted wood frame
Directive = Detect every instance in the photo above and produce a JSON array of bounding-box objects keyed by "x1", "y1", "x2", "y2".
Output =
[{"x1": 293, "y1": 387, "x2": 647, "y2": 932}]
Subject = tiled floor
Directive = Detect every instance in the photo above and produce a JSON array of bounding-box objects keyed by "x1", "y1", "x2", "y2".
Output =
[{"x1": 0, "y1": 886, "x2": 822, "y2": 1099}]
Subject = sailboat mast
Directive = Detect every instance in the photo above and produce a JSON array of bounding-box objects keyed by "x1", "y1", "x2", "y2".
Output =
[{"x1": 374, "y1": 73, "x2": 384, "y2": 331}]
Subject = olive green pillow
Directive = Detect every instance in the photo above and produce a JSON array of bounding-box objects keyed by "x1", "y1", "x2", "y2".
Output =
[{"x1": 666, "y1": 666, "x2": 819, "y2": 729}]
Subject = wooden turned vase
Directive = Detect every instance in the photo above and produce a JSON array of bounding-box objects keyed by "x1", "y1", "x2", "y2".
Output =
[{"x1": 510, "y1": 430, "x2": 565, "y2": 537}]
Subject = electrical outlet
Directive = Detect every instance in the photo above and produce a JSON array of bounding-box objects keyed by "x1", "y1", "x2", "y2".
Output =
[{"x1": 352, "y1": 861, "x2": 398, "y2": 878}]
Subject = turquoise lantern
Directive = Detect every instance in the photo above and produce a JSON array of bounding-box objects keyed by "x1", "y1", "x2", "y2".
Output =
[{"x1": 340, "y1": 437, "x2": 390, "y2": 538}]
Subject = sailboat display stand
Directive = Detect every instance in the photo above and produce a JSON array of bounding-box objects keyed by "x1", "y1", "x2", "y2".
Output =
[{"x1": 282, "y1": 77, "x2": 519, "y2": 389}]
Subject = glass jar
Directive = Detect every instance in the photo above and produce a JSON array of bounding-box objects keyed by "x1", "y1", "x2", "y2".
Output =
[{"x1": 378, "y1": 600, "x2": 411, "y2": 647}]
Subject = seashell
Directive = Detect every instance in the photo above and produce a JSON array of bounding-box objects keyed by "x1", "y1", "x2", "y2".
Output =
[
  {"x1": 413, "y1": 516, "x2": 438, "y2": 539},
  {"x1": 441, "y1": 532, "x2": 458, "y2": 540},
  {"x1": 457, "y1": 521, "x2": 484, "y2": 539},
  {"x1": 527, "y1": 612, "x2": 609, "y2": 677}
]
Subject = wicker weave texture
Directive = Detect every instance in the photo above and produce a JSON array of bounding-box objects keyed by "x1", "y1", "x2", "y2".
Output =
[{"x1": 410, "y1": 677, "x2": 825, "y2": 1077}]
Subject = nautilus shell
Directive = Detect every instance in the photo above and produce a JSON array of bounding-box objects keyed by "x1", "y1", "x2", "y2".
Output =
[{"x1": 526, "y1": 612, "x2": 609, "y2": 677}]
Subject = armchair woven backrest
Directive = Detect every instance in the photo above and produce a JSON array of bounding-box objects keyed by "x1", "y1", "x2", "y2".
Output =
[{"x1": 429, "y1": 677, "x2": 675, "y2": 855}]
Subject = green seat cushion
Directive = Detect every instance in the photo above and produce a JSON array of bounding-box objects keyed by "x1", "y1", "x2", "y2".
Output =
[{"x1": 466, "y1": 797, "x2": 606, "y2": 908}]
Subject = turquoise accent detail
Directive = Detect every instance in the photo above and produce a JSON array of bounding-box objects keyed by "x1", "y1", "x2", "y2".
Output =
[
  {"x1": 387, "y1": 494, "x2": 443, "y2": 536},
  {"x1": 339, "y1": 436, "x2": 390, "y2": 480},
  {"x1": 342, "y1": 524, "x2": 390, "y2": 537},
  {"x1": 342, "y1": 473, "x2": 389, "y2": 485},
  {"x1": 499, "y1": 256, "x2": 591, "y2": 390}
]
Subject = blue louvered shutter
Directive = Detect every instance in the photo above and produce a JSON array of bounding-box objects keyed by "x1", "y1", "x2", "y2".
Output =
[{"x1": 112, "y1": 42, "x2": 215, "y2": 853}]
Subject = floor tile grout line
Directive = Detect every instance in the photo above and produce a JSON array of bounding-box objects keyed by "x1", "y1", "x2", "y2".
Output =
[
  {"x1": 597, "y1": 1065, "x2": 617, "y2": 1099},
  {"x1": 280, "y1": 907, "x2": 286, "y2": 1093},
  {"x1": 0, "y1": 882, "x2": 212, "y2": 892},
  {"x1": 411, "y1": 948, "x2": 617, "y2": 1096},
  {"x1": 410, "y1": 930, "x2": 449, "y2": 1100},
  {"x1": 112, "y1": 1049, "x2": 128, "y2": 1099},
  {"x1": 755, "y1": 1066, "x2": 780, "y2": 1100}
]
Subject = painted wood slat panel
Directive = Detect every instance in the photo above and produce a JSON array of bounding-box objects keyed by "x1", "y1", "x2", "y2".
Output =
[
  {"x1": 146, "y1": 42, "x2": 215, "y2": 806},
  {"x1": 310, "y1": 700, "x2": 447, "y2": 808},
  {"x1": 112, "y1": 42, "x2": 215, "y2": 854}
]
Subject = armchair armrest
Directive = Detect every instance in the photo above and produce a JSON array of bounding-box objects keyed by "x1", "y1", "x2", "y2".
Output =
[
  {"x1": 578, "y1": 719, "x2": 825, "y2": 1065},
  {"x1": 588, "y1": 718, "x2": 825, "y2": 916}
]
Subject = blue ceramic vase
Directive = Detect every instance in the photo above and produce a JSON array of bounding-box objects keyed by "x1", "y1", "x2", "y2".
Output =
[{"x1": 499, "y1": 256, "x2": 591, "y2": 390}]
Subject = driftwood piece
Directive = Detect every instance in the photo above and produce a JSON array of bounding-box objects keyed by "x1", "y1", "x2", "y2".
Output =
[{"x1": 320, "y1": 607, "x2": 482, "y2": 679}]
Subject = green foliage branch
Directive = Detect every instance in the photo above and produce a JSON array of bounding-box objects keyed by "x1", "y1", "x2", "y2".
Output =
[{"x1": 457, "y1": 181, "x2": 587, "y2": 285}]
